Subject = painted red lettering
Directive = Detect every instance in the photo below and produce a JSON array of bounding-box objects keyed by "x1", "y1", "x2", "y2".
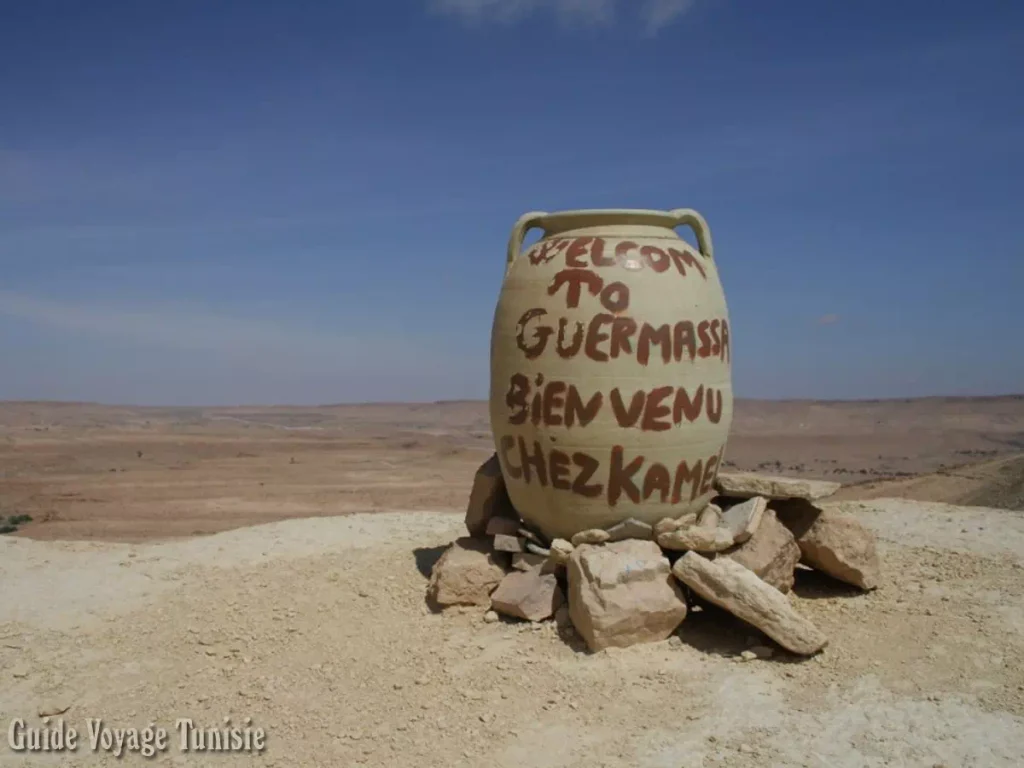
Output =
[
  {"x1": 542, "y1": 381, "x2": 566, "y2": 426},
  {"x1": 591, "y1": 238, "x2": 612, "y2": 267},
  {"x1": 641, "y1": 386, "x2": 673, "y2": 432},
  {"x1": 610, "y1": 388, "x2": 645, "y2": 427},
  {"x1": 572, "y1": 452, "x2": 603, "y2": 498},
  {"x1": 549, "y1": 449, "x2": 572, "y2": 490},
  {"x1": 608, "y1": 445, "x2": 643, "y2": 505},
  {"x1": 638, "y1": 324, "x2": 671, "y2": 365},
  {"x1": 517, "y1": 436, "x2": 548, "y2": 486},
  {"x1": 614, "y1": 241, "x2": 639, "y2": 265},
  {"x1": 600, "y1": 282, "x2": 630, "y2": 313},
  {"x1": 674, "y1": 321, "x2": 697, "y2": 361},
  {"x1": 584, "y1": 314, "x2": 613, "y2": 362},
  {"x1": 564, "y1": 237, "x2": 593, "y2": 268},
  {"x1": 672, "y1": 385, "x2": 704, "y2": 423},
  {"x1": 697, "y1": 320, "x2": 713, "y2": 358},
  {"x1": 671, "y1": 458, "x2": 704, "y2": 503},
  {"x1": 642, "y1": 462, "x2": 671, "y2": 502},
  {"x1": 516, "y1": 308, "x2": 552, "y2": 359},
  {"x1": 706, "y1": 387, "x2": 723, "y2": 424},
  {"x1": 499, "y1": 435, "x2": 522, "y2": 479},
  {"x1": 556, "y1": 318, "x2": 584, "y2": 358},
  {"x1": 527, "y1": 239, "x2": 569, "y2": 265},
  {"x1": 609, "y1": 317, "x2": 637, "y2": 359},
  {"x1": 506, "y1": 373, "x2": 529, "y2": 425},
  {"x1": 699, "y1": 452, "x2": 720, "y2": 496},
  {"x1": 565, "y1": 386, "x2": 602, "y2": 428},
  {"x1": 667, "y1": 247, "x2": 707, "y2": 280},
  {"x1": 548, "y1": 269, "x2": 603, "y2": 309},
  {"x1": 640, "y1": 245, "x2": 671, "y2": 272},
  {"x1": 528, "y1": 376, "x2": 543, "y2": 424}
]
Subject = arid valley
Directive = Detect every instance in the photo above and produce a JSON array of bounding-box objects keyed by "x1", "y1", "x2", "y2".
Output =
[{"x1": 3, "y1": 397, "x2": 1023, "y2": 542}]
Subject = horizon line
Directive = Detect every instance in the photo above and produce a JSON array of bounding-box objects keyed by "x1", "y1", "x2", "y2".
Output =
[{"x1": 2, "y1": 393, "x2": 1023, "y2": 409}]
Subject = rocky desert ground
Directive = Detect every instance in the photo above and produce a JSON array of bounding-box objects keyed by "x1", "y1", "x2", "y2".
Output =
[{"x1": 2, "y1": 396, "x2": 1024, "y2": 767}]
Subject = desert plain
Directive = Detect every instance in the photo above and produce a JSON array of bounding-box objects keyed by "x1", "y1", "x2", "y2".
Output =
[{"x1": 2, "y1": 396, "x2": 1024, "y2": 767}]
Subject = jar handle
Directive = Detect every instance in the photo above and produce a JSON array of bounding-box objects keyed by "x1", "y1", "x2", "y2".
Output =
[
  {"x1": 506, "y1": 211, "x2": 550, "y2": 265},
  {"x1": 668, "y1": 208, "x2": 714, "y2": 261}
]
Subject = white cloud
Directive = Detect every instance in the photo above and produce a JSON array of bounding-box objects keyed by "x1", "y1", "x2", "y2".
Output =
[
  {"x1": 640, "y1": 0, "x2": 695, "y2": 35},
  {"x1": 430, "y1": 0, "x2": 697, "y2": 32}
]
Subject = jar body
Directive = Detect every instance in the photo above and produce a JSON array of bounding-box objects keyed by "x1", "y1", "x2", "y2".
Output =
[{"x1": 489, "y1": 210, "x2": 733, "y2": 541}]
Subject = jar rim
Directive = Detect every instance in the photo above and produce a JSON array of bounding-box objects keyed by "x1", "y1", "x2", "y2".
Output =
[{"x1": 536, "y1": 209, "x2": 683, "y2": 236}]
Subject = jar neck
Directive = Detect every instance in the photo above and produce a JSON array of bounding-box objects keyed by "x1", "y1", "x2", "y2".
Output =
[
  {"x1": 536, "y1": 209, "x2": 684, "y2": 239},
  {"x1": 541, "y1": 223, "x2": 682, "y2": 240}
]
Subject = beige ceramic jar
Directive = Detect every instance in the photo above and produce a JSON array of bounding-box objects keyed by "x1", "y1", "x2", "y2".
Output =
[{"x1": 489, "y1": 208, "x2": 733, "y2": 541}]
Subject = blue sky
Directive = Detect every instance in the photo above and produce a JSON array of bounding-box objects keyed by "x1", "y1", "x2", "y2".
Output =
[{"x1": 1, "y1": 0, "x2": 1022, "y2": 405}]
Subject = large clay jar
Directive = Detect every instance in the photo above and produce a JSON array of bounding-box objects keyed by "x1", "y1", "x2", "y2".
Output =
[{"x1": 489, "y1": 208, "x2": 733, "y2": 541}]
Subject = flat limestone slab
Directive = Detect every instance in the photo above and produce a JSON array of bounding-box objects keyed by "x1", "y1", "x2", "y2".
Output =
[
  {"x1": 715, "y1": 472, "x2": 841, "y2": 501},
  {"x1": 605, "y1": 518, "x2": 654, "y2": 542},
  {"x1": 657, "y1": 526, "x2": 735, "y2": 553},
  {"x1": 672, "y1": 551, "x2": 827, "y2": 655}
]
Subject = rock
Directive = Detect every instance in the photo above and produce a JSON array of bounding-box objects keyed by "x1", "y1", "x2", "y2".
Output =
[
  {"x1": 657, "y1": 526, "x2": 735, "y2": 553},
  {"x1": 512, "y1": 552, "x2": 548, "y2": 571},
  {"x1": 37, "y1": 702, "x2": 72, "y2": 717},
  {"x1": 739, "y1": 650, "x2": 757, "y2": 661},
  {"x1": 696, "y1": 504, "x2": 722, "y2": 528},
  {"x1": 465, "y1": 454, "x2": 516, "y2": 536},
  {"x1": 605, "y1": 518, "x2": 654, "y2": 542},
  {"x1": 571, "y1": 528, "x2": 611, "y2": 546},
  {"x1": 654, "y1": 517, "x2": 678, "y2": 536},
  {"x1": 427, "y1": 537, "x2": 509, "y2": 607},
  {"x1": 490, "y1": 567, "x2": 564, "y2": 622},
  {"x1": 549, "y1": 538, "x2": 574, "y2": 565},
  {"x1": 750, "y1": 645, "x2": 775, "y2": 659},
  {"x1": 774, "y1": 501, "x2": 880, "y2": 590},
  {"x1": 654, "y1": 513, "x2": 697, "y2": 537},
  {"x1": 568, "y1": 539, "x2": 688, "y2": 652},
  {"x1": 721, "y1": 496, "x2": 767, "y2": 544},
  {"x1": 554, "y1": 604, "x2": 573, "y2": 630},
  {"x1": 483, "y1": 610, "x2": 500, "y2": 623},
  {"x1": 493, "y1": 534, "x2": 525, "y2": 553},
  {"x1": 715, "y1": 472, "x2": 841, "y2": 501},
  {"x1": 485, "y1": 515, "x2": 521, "y2": 536},
  {"x1": 671, "y1": 552, "x2": 827, "y2": 656},
  {"x1": 722, "y1": 509, "x2": 801, "y2": 593}
]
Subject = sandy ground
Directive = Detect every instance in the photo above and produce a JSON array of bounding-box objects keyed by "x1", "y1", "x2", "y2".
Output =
[
  {"x1": 2, "y1": 398, "x2": 1024, "y2": 766},
  {"x1": 2, "y1": 501, "x2": 1024, "y2": 767}
]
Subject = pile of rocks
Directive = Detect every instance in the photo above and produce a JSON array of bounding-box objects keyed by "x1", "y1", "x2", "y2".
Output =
[{"x1": 427, "y1": 454, "x2": 880, "y2": 657}]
